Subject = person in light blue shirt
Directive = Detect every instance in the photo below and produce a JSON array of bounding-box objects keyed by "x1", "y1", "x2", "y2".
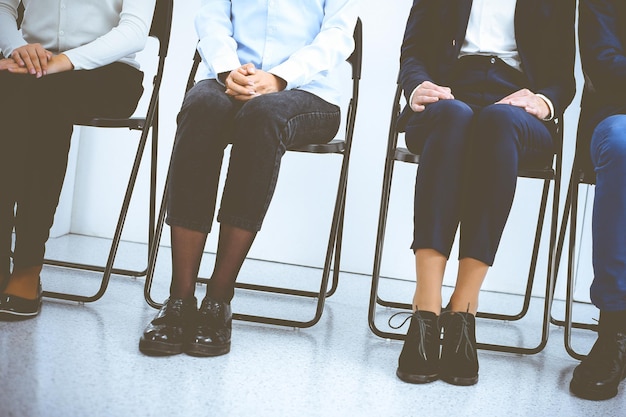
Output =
[{"x1": 139, "y1": 0, "x2": 359, "y2": 357}]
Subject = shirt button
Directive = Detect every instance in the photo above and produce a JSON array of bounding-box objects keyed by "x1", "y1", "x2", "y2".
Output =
[
  {"x1": 59, "y1": 30, "x2": 65, "y2": 36},
  {"x1": 490, "y1": 57, "x2": 496, "y2": 64}
]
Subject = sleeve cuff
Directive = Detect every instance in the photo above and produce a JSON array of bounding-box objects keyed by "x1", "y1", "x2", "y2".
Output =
[
  {"x1": 536, "y1": 93, "x2": 554, "y2": 121},
  {"x1": 408, "y1": 83, "x2": 422, "y2": 112}
]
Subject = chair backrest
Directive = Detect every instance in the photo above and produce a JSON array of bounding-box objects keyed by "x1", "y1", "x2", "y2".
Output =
[{"x1": 150, "y1": 0, "x2": 173, "y2": 59}]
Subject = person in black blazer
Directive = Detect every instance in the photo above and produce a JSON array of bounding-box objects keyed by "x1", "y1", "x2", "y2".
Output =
[
  {"x1": 394, "y1": 0, "x2": 576, "y2": 386},
  {"x1": 570, "y1": 0, "x2": 626, "y2": 401}
]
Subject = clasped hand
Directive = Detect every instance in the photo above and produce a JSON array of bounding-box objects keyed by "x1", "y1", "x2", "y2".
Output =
[
  {"x1": 224, "y1": 63, "x2": 287, "y2": 101},
  {"x1": 0, "y1": 44, "x2": 73, "y2": 76}
]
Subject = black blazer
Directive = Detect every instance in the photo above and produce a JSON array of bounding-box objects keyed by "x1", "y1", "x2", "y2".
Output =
[
  {"x1": 577, "y1": 0, "x2": 626, "y2": 179},
  {"x1": 398, "y1": 0, "x2": 577, "y2": 129}
]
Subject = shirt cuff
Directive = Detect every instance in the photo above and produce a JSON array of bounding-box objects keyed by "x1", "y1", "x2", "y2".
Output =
[
  {"x1": 535, "y1": 93, "x2": 554, "y2": 121},
  {"x1": 408, "y1": 83, "x2": 422, "y2": 112}
]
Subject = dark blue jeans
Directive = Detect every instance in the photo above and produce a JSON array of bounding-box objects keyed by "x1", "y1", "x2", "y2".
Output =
[
  {"x1": 590, "y1": 115, "x2": 626, "y2": 311},
  {"x1": 404, "y1": 56, "x2": 555, "y2": 266},
  {"x1": 166, "y1": 80, "x2": 340, "y2": 233},
  {"x1": 0, "y1": 63, "x2": 143, "y2": 274}
]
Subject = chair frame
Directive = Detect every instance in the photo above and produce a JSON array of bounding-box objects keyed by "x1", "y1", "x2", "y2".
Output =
[
  {"x1": 368, "y1": 82, "x2": 562, "y2": 355},
  {"x1": 38, "y1": 0, "x2": 173, "y2": 303},
  {"x1": 552, "y1": 158, "x2": 598, "y2": 361},
  {"x1": 142, "y1": 19, "x2": 363, "y2": 328}
]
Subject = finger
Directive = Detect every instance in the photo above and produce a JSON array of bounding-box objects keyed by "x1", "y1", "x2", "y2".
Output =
[
  {"x1": 226, "y1": 77, "x2": 255, "y2": 96},
  {"x1": 27, "y1": 49, "x2": 43, "y2": 77},
  {"x1": 36, "y1": 48, "x2": 49, "y2": 74},
  {"x1": 21, "y1": 53, "x2": 38, "y2": 75},
  {"x1": 11, "y1": 51, "x2": 25, "y2": 67},
  {"x1": 242, "y1": 63, "x2": 256, "y2": 74}
]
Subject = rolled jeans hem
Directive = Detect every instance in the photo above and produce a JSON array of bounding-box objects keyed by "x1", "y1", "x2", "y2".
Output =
[
  {"x1": 165, "y1": 216, "x2": 213, "y2": 234},
  {"x1": 217, "y1": 214, "x2": 261, "y2": 233}
]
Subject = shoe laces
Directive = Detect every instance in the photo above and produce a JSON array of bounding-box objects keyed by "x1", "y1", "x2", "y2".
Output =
[
  {"x1": 389, "y1": 310, "x2": 432, "y2": 361},
  {"x1": 440, "y1": 310, "x2": 476, "y2": 361}
]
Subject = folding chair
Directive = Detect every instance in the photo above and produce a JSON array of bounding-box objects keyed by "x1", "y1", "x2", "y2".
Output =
[
  {"x1": 553, "y1": 140, "x2": 598, "y2": 361},
  {"x1": 143, "y1": 18, "x2": 363, "y2": 328},
  {"x1": 368, "y1": 82, "x2": 563, "y2": 354},
  {"x1": 39, "y1": 0, "x2": 174, "y2": 303}
]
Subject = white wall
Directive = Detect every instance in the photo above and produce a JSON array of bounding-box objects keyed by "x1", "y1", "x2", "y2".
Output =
[{"x1": 53, "y1": 0, "x2": 593, "y2": 302}]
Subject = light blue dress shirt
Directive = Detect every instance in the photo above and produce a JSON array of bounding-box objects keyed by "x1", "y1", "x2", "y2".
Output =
[{"x1": 194, "y1": 0, "x2": 360, "y2": 106}]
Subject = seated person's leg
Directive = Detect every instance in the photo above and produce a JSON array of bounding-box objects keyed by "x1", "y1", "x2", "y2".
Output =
[
  {"x1": 1, "y1": 64, "x2": 144, "y2": 319},
  {"x1": 460, "y1": 103, "x2": 553, "y2": 267},
  {"x1": 396, "y1": 99, "x2": 474, "y2": 384},
  {"x1": 571, "y1": 114, "x2": 626, "y2": 401},
  {"x1": 141, "y1": 79, "x2": 238, "y2": 356}
]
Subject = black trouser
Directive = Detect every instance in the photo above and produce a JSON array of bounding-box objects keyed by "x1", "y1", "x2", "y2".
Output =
[{"x1": 0, "y1": 63, "x2": 143, "y2": 274}]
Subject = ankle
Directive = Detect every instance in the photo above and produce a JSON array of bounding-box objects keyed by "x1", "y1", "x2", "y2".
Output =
[{"x1": 4, "y1": 265, "x2": 42, "y2": 299}]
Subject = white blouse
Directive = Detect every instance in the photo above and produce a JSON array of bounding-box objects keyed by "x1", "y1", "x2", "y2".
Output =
[{"x1": 0, "y1": 0, "x2": 155, "y2": 70}]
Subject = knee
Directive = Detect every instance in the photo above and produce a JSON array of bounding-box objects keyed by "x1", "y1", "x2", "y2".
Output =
[
  {"x1": 591, "y1": 115, "x2": 626, "y2": 168},
  {"x1": 405, "y1": 100, "x2": 474, "y2": 153},
  {"x1": 178, "y1": 81, "x2": 232, "y2": 124},
  {"x1": 234, "y1": 95, "x2": 282, "y2": 128},
  {"x1": 475, "y1": 104, "x2": 522, "y2": 135},
  {"x1": 233, "y1": 95, "x2": 285, "y2": 145},
  {"x1": 473, "y1": 104, "x2": 527, "y2": 151}
]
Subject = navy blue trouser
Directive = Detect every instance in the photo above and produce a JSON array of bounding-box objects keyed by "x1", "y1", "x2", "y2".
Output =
[
  {"x1": 404, "y1": 56, "x2": 555, "y2": 266},
  {"x1": 165, "y1": 80, "x2": 341, "y2": 233},
  {"x1": 0, "y1": 63, "x2": 143, "y2": 274},
  {"x1": 589, "y1": 115, "x2": 626, "y2": 311}
]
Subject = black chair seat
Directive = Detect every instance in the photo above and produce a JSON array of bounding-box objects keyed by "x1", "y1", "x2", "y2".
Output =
[{"x1": 79, "y1": 117, "x2": 147, "y2": 130}]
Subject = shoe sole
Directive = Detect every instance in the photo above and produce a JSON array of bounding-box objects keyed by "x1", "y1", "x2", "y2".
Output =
[
  {"x1": 441, "y1": 374, "x2": 479, "y2": 386},
  {"x1": 570, "y1": 378, "x2": 620, "y2": 401},
  {"x1": 138, "y1": 338, "x2": 183, "y2": 356},
  {"x1": 0, "y1": 307, "x2": 41, "y2": 321},
  {"x1": 396, "y1": 368, "x2": 438, "y2": 384},
  {"x1": 185, "y1": 343, "x2": 231, "y2": 357}
]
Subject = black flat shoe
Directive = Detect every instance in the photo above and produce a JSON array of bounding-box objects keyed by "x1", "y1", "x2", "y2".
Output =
[
  {"x1": 393, "y1": 310, "x2": 441, "y2": 384},
  {"x1": 0, "y1": 282, "x2": 43, "y2": 321},
  {"x1": 185, "y1": 296, "x2": 232, "y2": 357},
  {"x1": 440, "y1": 311, "x2": 479, "y2": 386},
  {"x1": 139, "y1": 297, "x2": 197, "y2": 356}
]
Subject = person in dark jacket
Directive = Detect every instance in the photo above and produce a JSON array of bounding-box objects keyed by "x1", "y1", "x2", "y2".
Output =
[
  {"x1": 394, "y1": 0, "x2": 576, "y2": 386},
  {"x1": 569, "y1": 0, "x2": 626, "y2": 401}
]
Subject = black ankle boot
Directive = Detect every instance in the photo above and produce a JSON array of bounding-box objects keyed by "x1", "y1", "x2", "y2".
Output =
[
  {"x1": 139, "y1": 297, "x2": 197, "y2": 356},
  {"x1": 440, "y1": 311, "x2": 479, "y2": 386},
  {"x1": 570, "y1": 310, "x2": 626, "y2": 400},
  {"x1": 394, "y1": 310, "x2": 440, "y2": 383},
  {"x1": 185, "y1": 296, "x2": 232, "y2": 357}
]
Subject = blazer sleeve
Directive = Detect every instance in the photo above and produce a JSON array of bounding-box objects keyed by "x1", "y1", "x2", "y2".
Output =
[
  {"x1": 579, "y1": 0, "x2": 626, "y2": 97},
  {"x1": 398, "y1": 0, "x2": 437, "y2": 103},
  {"x1": 524, "y1": 0, "x2": 577, "y2": 118}
]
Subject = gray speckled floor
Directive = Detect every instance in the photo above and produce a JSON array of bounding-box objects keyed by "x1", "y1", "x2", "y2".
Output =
[{"x1": 0, "y1": 235, "x2": 623, "y2": 417}]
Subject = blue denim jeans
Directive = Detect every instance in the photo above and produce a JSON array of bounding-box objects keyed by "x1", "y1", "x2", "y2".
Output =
[
  {"x1": 590, "y1": 114, "x2": 626, "y2": 311},
  {"x1": 166, "y1": 80, "x2": 340, "y2": 233},
  {"x1": 404, "y1": 56, "x2": 555, "y2": 265}
]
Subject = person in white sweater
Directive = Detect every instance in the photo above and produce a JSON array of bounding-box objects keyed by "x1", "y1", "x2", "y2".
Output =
[{"x1": 0, "y1": 0, "x2": 155, "y2": 320}]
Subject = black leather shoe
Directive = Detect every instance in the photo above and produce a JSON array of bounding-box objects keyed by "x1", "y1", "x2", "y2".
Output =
[
  {"x1": 440, "y1": 311, "x2": 479, "y2": 386},
  {"x1": 393, "y1": 310, "x2": 440, "y2": 383},
  {"x1": 185, "y1": 296, "x2": 232, "y2": 357},
  {"x1": 570, "y1": 311, "x2": 626, "y2": 400},
  {"x1": 139, "y1": 297, "x2": 197, "y2": 356},
  {"x1": 0, "y1": 282, "x2": 43, "y2": 320}
]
